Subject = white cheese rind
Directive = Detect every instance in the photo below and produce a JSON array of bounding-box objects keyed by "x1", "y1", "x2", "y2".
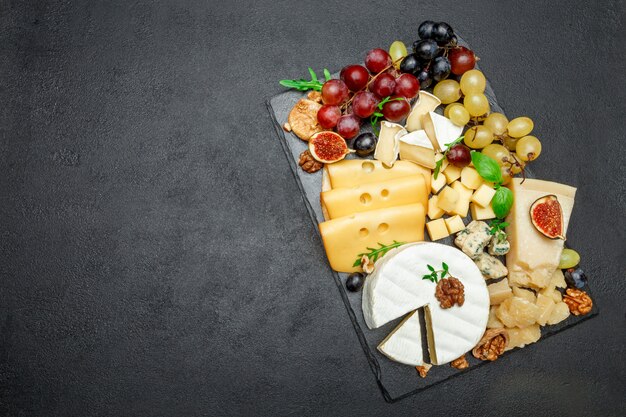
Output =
[{"x1": 377, "y1": 310, "x2": 424, "y2": 366}]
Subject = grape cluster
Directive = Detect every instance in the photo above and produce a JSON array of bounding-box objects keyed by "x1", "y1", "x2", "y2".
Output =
[
  {"x1": 399, "y1": 21, "x2": 475, "y2": 88},
  {"x1": 317, "y1": 48, "x2": 420, "y2": 142}
]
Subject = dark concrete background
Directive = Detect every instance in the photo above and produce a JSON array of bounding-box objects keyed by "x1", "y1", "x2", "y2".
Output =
[{"x1": 0, "y1": 0, "x2": 624, "y2": 416}]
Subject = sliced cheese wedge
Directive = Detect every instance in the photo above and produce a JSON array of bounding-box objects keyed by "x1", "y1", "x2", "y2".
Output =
[
  {"x1": 422, "y1": 112, "x2": 463, "y2": 152},
  {"x1": 505, "y1": 178, "x2": 576, "y2": 289},
  {"x1": 398, "y1": 130, "x2": 436, "y2": 169},
  {"x1": 320, "y1": 174, "x2": 428, "y2": 220},
  {"x1": 363, "y1": 242, "x2": 489, "y2": 365},
  {"x1": 374, "y1": 121, "x2": 403, "y2": 167},
  {"x1": 324, "y1": 159, "x2": 427, "y2": 190},
  {"x1": 319, "y1": 203, "x2": 425, "y2": 273},
  {"x1": 377, "y1": 310, "x2": 424, "y2": 366},
  {"x1": 406, "y1": 91, "x2": 441, "y2": 132}
]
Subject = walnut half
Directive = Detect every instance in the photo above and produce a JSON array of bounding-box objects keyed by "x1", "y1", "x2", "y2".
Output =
[
  {"x1": 435, "y1": 277, "x2": 465, "y2": 309},
  {"x1": 415, "y1": 364, "x2": 432, "y2": 378},
  {"x1": 450, "y1": 355, "x2": 469, "y2": 370},
  {"x1": 472, "y1": 328, "x2": 509, "y2": 361},
  {"x1": 563, "y1": 288, "x2": 593, "y2": 316},
  {"x1": 298, "y1": 150, "x2": 323, "y2": 173}
]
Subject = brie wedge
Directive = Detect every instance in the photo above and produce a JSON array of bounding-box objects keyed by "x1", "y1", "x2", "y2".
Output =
[
  {"x1": 398, "y1": 130, "x2": 436, "y2": 169},
  {"x1": 363, "y1": 242, "x2": 489, "y2": 365},
  {"x1": 422, "y1": 112, "x2": 464, "y2": 152},
  {"x1": 377, "y1": 310, "x2": 424, "y2": 366},
  {"x1": 374, "y1": 121, "x2": 403, "y2": 167}
]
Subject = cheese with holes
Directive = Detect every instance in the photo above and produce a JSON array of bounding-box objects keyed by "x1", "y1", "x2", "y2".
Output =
[
  {"x1": 398, "y1": 130, "x2": 436, "y2": 169},
  {"x1": 505, "y1": 178, "x2": 576, "y2": 289},
  {"x1": 320, "y1": 175, "x2": 428, "y2": 219},
  {"x1": 406, "y1": 91, "x2": 441, "y2": 132},
  {"x1": 324, "y1": 160, "x2": 426, "y2": 190},
  {"x1": 374, "y1": 121, "x2": 403, "y2": 167},
  {"x1": 319, "y1": 204, "x2": 425, "y2": 273},
  {"x1": 362, "y1": 242, "x2": 489, "y2": 365},
  {"x1": 377, "y1": 310, "x2": 424, "y2": 366}
]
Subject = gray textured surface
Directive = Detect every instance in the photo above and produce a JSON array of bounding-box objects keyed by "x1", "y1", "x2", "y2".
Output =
[{"x1": 0, "y1": 0, "x2": 624, "y2": 416}]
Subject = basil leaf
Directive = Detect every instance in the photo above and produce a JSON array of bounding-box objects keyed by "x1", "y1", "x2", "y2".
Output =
[
  {"x1": 471, "y1": 152, "x2": 503, "y2": 184},
  {"x1": 492, "y1": 187, "x2": 514, "y2": 219}
]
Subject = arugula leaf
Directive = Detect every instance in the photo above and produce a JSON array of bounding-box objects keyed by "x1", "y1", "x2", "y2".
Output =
[
  {"x1": 492, "y1": 187, "x2": 514, "y2": 219},
  {"x1": 433, "y1": 136, "x2": 465, "y2": 180},
  {"x1": 308, "y1": 67, "x2": 317, "y2": 82},
  {"x1": 471, "y1": 152, "x2": 503, "y2": 184},
  {"x1": 353, "y1": 240, "x2": 405, "y2": 267},
  {"x1": 323, "y1": 68, "x2": 331, "y2": 81}
]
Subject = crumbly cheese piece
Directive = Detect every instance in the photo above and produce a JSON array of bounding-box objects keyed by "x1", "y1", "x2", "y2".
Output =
[
  {"x1": 377, "y1": 310, "x2": 424, "y2": 366},
  {"x1": 487, "y1": 306, "x2": 503, "y2": 328},
  {"x1": 535, "y1": 293, "x2": 556, "y2": 326},
  {"x1": 512, "y1": 286, "x2": 536, "y2": 303},
  {"x1": 318, "y1": 203, "x2": 425, "y2": 273},
  {"x1": 488, "y1": 231, "x2": 510, "y2": 256},
  {"x1": 505, "y1": 178, "x2": 576, "y2": 289},
  {"x1": 505, "y1": 325, "x2": 541, "y2": 351},
  {"x1": 320, "y1": 175, "x2": 428, "y2": 219},
  {"x1": 488, "y1": 278, "x2": 513, "y2": 305},
  {"x1": 547, "y1": 302, "x2": 570, "y2": 325},
  {"x1": 474, "y1": 252, "x2": 508, "y2": 279},
  {"x1": 454, "y1": 220, "x2": 492, "y2": 259}
]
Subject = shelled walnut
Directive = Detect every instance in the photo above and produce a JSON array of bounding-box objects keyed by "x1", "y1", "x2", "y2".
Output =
[
  {"x1": 307, "y1": 90, "x2": 323, "y2": 103},
  {"x1": 563, "y1": 288, "x2": 593, "y2": 316},
  {"x1": 450, "y1": 355, "x2": 469, "y2": 370},
  {"x1": 472, "y1": 328, "x2": 509, "y2": 361},
  {"x1": 415, "y1": 364, "x2": 431, "y2": 378},
  {"x1": 435, "y1": 277, "x2": 465, "y2": 309},
  {"x1": 298, "y1": 150, "x2": 323, "y2": 173}
]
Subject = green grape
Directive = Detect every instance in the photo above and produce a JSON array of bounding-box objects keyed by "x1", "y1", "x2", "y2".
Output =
[
  {"x1": 559, "y1": 248, "x2": 581, "y2": 269},
  {"x1": 482, "y1": 143, "x2": 510, "y2": 166},
  {"x1": 500, "y1": 165, "x2": 512, "y2": 185},
  {"x1": 433, "y1": 79, "x2": 462, "y2": 104},
  {"x1": 460, "y1": 69, "x2": 486, "y2": 94},
  {"x1": 516, "y1": 135, "x2": 542, "y2": 161},
  {"x1": 444, "y1": 102, "x2": 463, "y2": 118},
  {"x1": 507, "y1": 117, "x2": 534, "y2": 138},
  {"x1": 484, "y1": 112, "x2": 509, "y2": 136},
  {"x1": 463, "y1": 94, "x2": 490, "y2": 116},
  {"x1": 508, "y1": 153, "x2": 526, "y2": 174},
  {"x1": 449, "y1": 105, "x2": 470, "y2": 126},
  {"x1": 464, "y1": 125, "x2": 494, "y2": 149},
  {"x1": 389, "y1": 41, "x2": 408, "y2": 69},
  {"x1": 501, "y1": 135, "x2": 519, "y2": 151}
]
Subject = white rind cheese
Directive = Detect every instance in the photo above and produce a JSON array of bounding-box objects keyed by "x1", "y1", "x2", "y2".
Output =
[
  {"x1": 377, "y1": 310, "x2": 424, "y2": 366},
  {"x1": 363, "y1": 242, "x2": 489, "y2": 365}
]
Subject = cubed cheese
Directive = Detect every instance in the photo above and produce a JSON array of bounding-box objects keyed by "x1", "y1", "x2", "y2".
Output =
[
  {"x1": 454, "y1": 220, "x2": 491, "y2": 259},
  {"x1": 431, "y1": 171, "x2": 447, "y2": 194},
  {"x1": 488, "y1": 231, "x2": 510, "y2": 256},
  {"x1": 444, "y1": 215, "x2": 465, "y2": 234},
  {"x1": 461, "y1": 166, "x2": 483, "y2": 190},
  {"x1": 437, "y1": 186, "x2": 459, "y2": 213},
  {"x1": 428, "y1": 195, "x2": 445, "y2": 220},
  {"x1": 488, "y1": 278, "x2": 513, "y2": 305},
  {"x1": 471, "y1": 184, "x2": 496, "y2": 207},
  {"x1": 535, "y1": 293, "x2": 556, "y2": 326},
  {"x1": 450, "y1": 181, "x2": 472, "y2": 217},
  {"x1": 474, "y1": 252, "x2": 508, "y2": 279},
  {"x1": 426, "y1": 218, "x2": 449, "y2": 241},
  {"x1": 443, "y1": 164, "x2": 462, "y2": 184},
  {"x1": 470, "y1": 202, "x2": 496, "y2": 220}
]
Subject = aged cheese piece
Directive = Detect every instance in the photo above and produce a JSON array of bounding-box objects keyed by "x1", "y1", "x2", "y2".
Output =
[
  {"x1": 547, "y1": 302, "x2": 570, "y2": 325},
  {"x1": 320, "y1": 175, "x2": 428, "y2": 219},
  {"x1": 324, "y1": 160, "x2": 425, "y2": 190},
  {"x1": 431, "y1": 171, "x2": 447, "y2": 194},
  {"x1": 540, "y1": 284, "x2": 562, "y2": 303},
  {"x1": 512, "y1": 286, "x2": 536, "y2": 303},
  {"x1": 470, "y1": 202, "x2": 496, "y2": 220},
  {"x1": 550, "y1": 269, "x2": 567, "y2": 289},
  {"x1": 506, "y1": 178, "x2": 576, "y2": 289},
  {"x1": 428, "y1": 195, "x2": 445, "y2": 220},
  {"x1": 406, "y1": 91, "x2": 441, "y2": 132},
  {"x1": 461, "y1": 166, "x2": 483, "y2": 190},
  {"x1": 496, "y1": 297, "x2": 542, "y2": 328},
  {"x1": 422, "y1": 112, "x2": 464, "y2": 152},
  {"x1": 450, "y1": 181, "x2": 472, "y2": 217},
  {"x1": 445, "y1": 215, "x2": 465, "y2": 234},
  {"x1": 505, "y1": 325, "x2": 541, "y2": 351},
  {"x1": 426, "y1": 218, "x2": 449, "y2": 241},
  {"x1": 488, "y1": 278, "x2": 513, "y2": 305},
  {"x1": 374, "y1": 121, "x2": 403, "y2": 167},
  {"x1": 535, "y1": 293, "x2": 556, "y2": 326},
  {"x1": 471, "y1": 184, "x2": 496, "y2": 207},
  {"x1": 437, "y1": 186, "x2": 459, "y2": 212},
  {"x1": 319, "y1": 203, "x2": 425, "y2": 273},
  {"x1": 443, "y1": 164, "x2": 463, "y2": 184},
  {"x1": 487, "y1": 306, "x2": 503, "y2": 328},
  {"x1": 377, "y1": 310, "x2": 424, "y2": 366},
  {"x1": 363, "y1": 242, "x2": 489, "y2": 365},
  {"x1": 398, "y1": 130, "x2": 436, "y2": 169}
]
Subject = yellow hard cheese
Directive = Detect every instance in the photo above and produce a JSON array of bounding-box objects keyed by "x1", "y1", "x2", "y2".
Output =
[
  {"x1": 319, "y1": 203, "x2": 426, "y2": 273},
  {"x1": 325, "y1": 160, "x2": 429, "y2": 191},
  {"x1": 320, "y1": 175, "x2": 428, "y2": 220}
]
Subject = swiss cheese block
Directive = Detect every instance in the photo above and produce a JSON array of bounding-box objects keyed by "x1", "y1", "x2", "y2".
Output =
[
  {"x1": 319, "y1": 203, "x2": 425, "y2": 273},
  {"x1": 324, "y1": 160, "x2": 426, "y2": 190},
  {"x1": 320, "y1": 175, "x2": 428, "y2": 220},
  {"x1": 377, "y1": 310, "x2": 424, "y2": 366},
  {"x1": 505, "y1": 178, "x2": 576, "y2": 289},
  {"x1": 398, "y1": 130, "x2": 436, "y2": 169}
]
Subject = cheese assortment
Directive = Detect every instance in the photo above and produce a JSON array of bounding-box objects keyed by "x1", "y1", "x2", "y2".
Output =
[{"x1": 277, "y1": 20, "x2": 594, "y2": 384}]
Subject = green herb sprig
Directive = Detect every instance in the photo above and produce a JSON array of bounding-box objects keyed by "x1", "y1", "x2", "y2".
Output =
[
  {"x1": 369, "y1": 96, "x2": 405, "y2": 135},
  {"x1": 353, "y1": 240, "x2": 405, "y2": 267},
  {"x1": 433, "y1": 136, "x2": 465, "y2": 180},
  {"x1": 470, "y1": 152, "x2": 514, "y2": 219},
  {"x1": 279, "y1": 68, "x2": 331, "y2": 92},
  {"x1": 488, "y1": 219, "x2": 510, "y2": 235},
  {"x1": 422, "y1": 262, "x2": 450, "y2": 283}
]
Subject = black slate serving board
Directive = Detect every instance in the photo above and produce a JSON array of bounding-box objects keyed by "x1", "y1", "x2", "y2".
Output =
[{"x1": 266, "y1": 37, "x2": 598, "y2": 402}]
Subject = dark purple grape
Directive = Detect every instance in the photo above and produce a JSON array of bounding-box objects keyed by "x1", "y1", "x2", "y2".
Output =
[
  {"x1": 564, "y1": 267, "x2": 588, "y2": 289},
  {"x1": 447, "y1": 144, "x2": 471, "y2": 167},
  {"x1": 413, "y1": 39, "x2": 439, "y2": 61},
  {"x1": 418, "y1": 20, "x2": 436, "y2": 39},
  {"x1": 431, "y1": 56, "x2": 451, "y2": 81},
  {"x1": 346, "y1": 273, "x2": 365, "y2": 292},
  {"x1": 416, "y1": 69, "x2": 432, "y2": 88},
  {"x1": 353, "y1": 133, "x2": 377, "y2": 156},
  {"x1": 400, "y1": 54, "x2": 421, "y2": 74},
  {"x1": 432, "y1": 22, "x2": 454, "y2": 43}
]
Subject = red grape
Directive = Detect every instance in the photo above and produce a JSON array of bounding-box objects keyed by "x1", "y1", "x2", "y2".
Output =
[
  {"x1": 447, "y1": 144, "x2": 471, "y2": 167},
  {"x1": 336, "y1": 114, "x2": 361, "y2": 139},
  {"x1": 370, "y1": 73, "x2": 396, "y2": 98},
  {"x1": 393, "y1": 73, "x2": 420, "y2": 98},
  {"x1": 317, "y1": 105, "x2": 342, "y2": 129},
  {"x1": 352, "y1": 91, "x2": 380, "y2": 118},
  {"x1": 321, "y1": 79, "x2": 349, "y2": 105},
  {"x1": 364, "y1": 48, "x2": 392, "y2": 74},
  {"x1": 381, "y1": 96, "x2": 410, "y2": 122},
  {"x1": 449, "y1": 47, "x2": 476, "y2": 75},
  {"x1": 340, "y1": 64, "x2": 369, "y2": 91}
]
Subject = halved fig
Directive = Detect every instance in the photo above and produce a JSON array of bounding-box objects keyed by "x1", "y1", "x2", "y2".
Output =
[
  {"x1": 308, "y1": 131, "x2": 352, "y2": 164},
  {"x1": 529, "y1": 194, "x2": 565, "y2": 240}
]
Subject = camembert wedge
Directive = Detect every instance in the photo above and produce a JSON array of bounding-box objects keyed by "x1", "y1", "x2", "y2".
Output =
[{"x1": 377, "y1": 310, "x2": 424, "y2": 366}]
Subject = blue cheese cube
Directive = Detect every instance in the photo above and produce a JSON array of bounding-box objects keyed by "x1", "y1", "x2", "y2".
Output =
[
  {"x1": 488, "y1": 231, "x2": 510, "y2": 256},
  {"x1": 474, "y1": 252, "x2": 508, "y2": 280},
  {"x1": 454, "y1": 220, "x2": 492, "y2": 259}
]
